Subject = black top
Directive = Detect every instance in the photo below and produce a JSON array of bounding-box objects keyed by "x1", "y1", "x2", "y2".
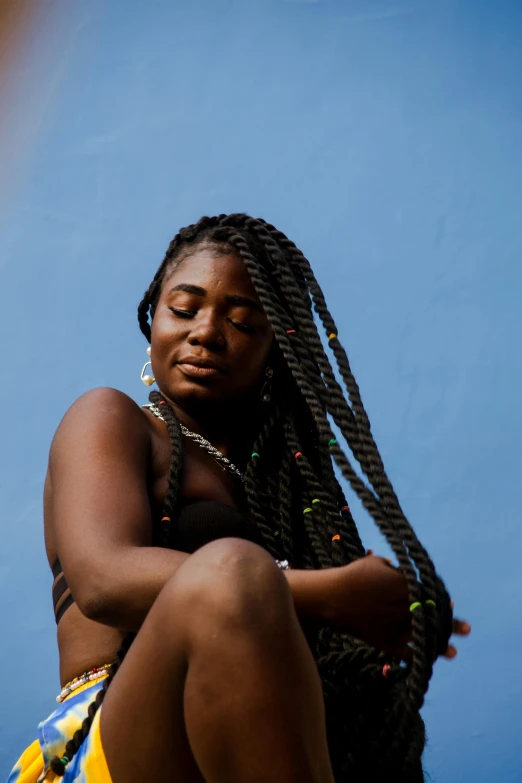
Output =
[
  {"x1": 169, "y1": 499, "x2": 265, "y2": 552},
  {"x1": 52, "y1": 500, "x2": 265, "y2": 624}
]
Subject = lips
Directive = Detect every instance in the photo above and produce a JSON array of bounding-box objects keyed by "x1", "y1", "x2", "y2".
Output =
[
  {"x1": 176, "y1": 356, "x2": 226, "y2": 379},
  {"x1": 177, "y1": 356, "x2": 225, "y2": 372}
]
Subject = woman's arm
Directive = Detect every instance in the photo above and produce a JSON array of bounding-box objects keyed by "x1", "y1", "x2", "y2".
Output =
[
  {"x1": 50, "y1": 387, "x2": 468, "y2": 656},
  {"x1": 50, "y1": 387, "x2": 330, "y2": 632},
  {"x1": 50, "y1": 387, "x2": 193, "y2": 630}
]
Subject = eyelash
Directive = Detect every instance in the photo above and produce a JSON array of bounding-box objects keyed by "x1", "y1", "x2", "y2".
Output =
[
  {"x1": 168, "y1": 307, "x2": 256, "y2": 334},
  {"x1": 169, "y1": 307, "x2": 195, "y2": 319}
]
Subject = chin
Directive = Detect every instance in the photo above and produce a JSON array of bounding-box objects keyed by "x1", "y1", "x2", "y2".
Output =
[
  {"x1": 171, "y1": 379, "x2": 231, "y2": 405},
  {"x1": 174, "y1": 383, "x2": 257, "y2": 413}
]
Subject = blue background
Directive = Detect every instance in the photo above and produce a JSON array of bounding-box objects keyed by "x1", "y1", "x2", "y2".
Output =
[{"x1": 1, "y1": 1, "x2": 521, "y2": 780}]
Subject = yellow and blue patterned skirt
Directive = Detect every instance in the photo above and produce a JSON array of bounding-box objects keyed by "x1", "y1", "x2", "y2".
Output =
[{"x1": 6, "y1": 674, "x2": 113, "y2": 782}]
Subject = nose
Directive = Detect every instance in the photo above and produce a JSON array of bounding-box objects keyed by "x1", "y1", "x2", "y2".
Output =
[{"x1": 188, "y1": 311, "x2": 226, "y2": 350}]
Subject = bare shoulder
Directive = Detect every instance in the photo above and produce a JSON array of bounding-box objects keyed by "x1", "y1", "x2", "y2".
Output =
[
  {"x1": 58, "y1": 386, "x2": 144, "y2": 417},
  {"x1": 50, "y1": 387, "x2": 150, "y2": 457}
]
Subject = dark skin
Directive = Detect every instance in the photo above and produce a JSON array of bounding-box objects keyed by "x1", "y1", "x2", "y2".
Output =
[{"x1": 45, "y1": 247, "x2": 470, "y2": 782}]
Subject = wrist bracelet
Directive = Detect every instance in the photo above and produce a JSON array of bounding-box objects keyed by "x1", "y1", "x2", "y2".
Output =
[{"x1": 276, "y1": 559, "x2": 290, "y2": 570}]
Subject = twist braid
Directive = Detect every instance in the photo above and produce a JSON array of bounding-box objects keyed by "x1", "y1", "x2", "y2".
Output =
[
  {"x1": 276, "y1": 438, "x2": 296, "y2": 564},
  {"x1": 262, "y1": 225, "x2": 447, "y2": 569},
  {"x1": 284, "y1": 417, "x2": 354, "y2": 566},
  {"x1": 257, "y1": 220, "x2": 450, "y2": 675},
  {"x1": 148, "y1": 390, "x2": 184, "y2": 546}
]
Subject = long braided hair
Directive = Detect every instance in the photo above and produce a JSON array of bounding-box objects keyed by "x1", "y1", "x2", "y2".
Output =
[{"x1": 51, "y1": 213, "x2": 453, "y2": 780}]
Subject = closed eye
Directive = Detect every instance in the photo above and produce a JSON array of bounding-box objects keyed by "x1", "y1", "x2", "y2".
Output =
[
  {"x1": 169, "y1": 307, "x2": 195, "y2": 318},
  {"x1": 169, "y1": 307, "x2": 256, "y2": 334},
  {"x1": 227, "y1": 318, "x2": 256, "y2": 334}
]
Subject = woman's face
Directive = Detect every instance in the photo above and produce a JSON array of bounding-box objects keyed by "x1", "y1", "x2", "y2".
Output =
[{"x1": 150, "y1": 245, "x2": 274, "y2": 408}]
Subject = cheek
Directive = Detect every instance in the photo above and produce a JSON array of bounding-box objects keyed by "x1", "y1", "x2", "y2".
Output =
[
  {"x1": 151, "y1": 312, "x2": 181, "y2": 349},
  {"x1": 233, "y1": 340, "x2": 272, "y2": 387}
]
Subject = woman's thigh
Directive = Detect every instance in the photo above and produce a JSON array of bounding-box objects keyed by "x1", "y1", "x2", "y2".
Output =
[{"x1": 98, "y1": 538, "x2": 306, "y2": 783}]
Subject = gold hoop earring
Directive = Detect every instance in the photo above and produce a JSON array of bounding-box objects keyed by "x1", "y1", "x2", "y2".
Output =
[{"x1": 141, "y1": 346, "x2": 155, "y2": 386}]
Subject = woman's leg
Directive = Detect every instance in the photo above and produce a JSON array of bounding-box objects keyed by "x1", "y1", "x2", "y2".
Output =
[{"x1": 99, "y1": 538, "x2": 335, "y2": 783}]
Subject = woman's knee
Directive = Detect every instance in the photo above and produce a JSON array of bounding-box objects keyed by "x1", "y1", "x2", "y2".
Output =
[{"x1": 154, "y1": 538, "x2": 294, "y2": 640}]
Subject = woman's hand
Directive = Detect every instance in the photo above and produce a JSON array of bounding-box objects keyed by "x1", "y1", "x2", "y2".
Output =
[
  {"x1": 320, "y1": 553, "x2": 471, "y2": 662},
  {"x1": 446, "y1": 600, "x2": 471, "y2": 659}
]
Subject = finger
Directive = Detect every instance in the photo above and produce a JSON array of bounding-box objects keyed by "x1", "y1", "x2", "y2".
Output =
[
  {"x1": 443, "y1": 644, "x2": 458, "y2": 659},
  {"x1": 450, "y1": 599, "x2": 454, "y2": 610},
  {"x1": 452, "y1": 618, "x2": 471, "y2": 635}
]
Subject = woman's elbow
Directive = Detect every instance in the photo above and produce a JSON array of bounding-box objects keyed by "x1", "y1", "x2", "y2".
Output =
[
  {"x1": 68, "y1": 562, "x2": 121, "y2": 622},
  {"x1": 74, "y1": 581, "x2": 114, "y2": 622},
  {"x1": 74, "y1": 570, "x2": 139, "y2": 629}
]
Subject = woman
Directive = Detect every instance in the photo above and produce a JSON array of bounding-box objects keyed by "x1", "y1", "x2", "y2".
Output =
[{"x1": 8, "y1": 213, "x2": 470, "y2": 783}]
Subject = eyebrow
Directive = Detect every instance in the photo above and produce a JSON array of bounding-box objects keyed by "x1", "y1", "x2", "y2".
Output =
[
  {"x1": 168, "y1": 283, "x2": 206, "y2": 297},
  {"x1": 167, "y1": 284, "x2": 264, "y2": 313},
  {"x1": 226, "y1": 294, "x2": 264, "y2": 313}
]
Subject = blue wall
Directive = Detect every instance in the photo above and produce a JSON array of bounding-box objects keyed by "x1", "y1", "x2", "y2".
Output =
[{"x1": 1, "y1": 1, "x2": 521, "y2": 779}]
